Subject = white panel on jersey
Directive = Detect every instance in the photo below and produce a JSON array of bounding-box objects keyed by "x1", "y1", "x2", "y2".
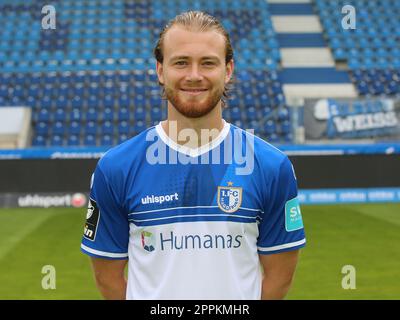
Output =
[{"x1": 271, "y1": 16, "x2": 322, "y2": 33}]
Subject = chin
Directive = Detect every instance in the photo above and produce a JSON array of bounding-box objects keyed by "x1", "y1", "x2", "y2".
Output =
[
  {"x1": 175, "y1": 103, "x2": 217, "y2": 118},
  {"x1": 166, "y1": 88, "x2": 223, "y2": 118}
]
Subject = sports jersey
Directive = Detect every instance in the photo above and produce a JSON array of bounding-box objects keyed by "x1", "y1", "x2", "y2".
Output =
[{"x1": 81, "y1": 120, "x2": 306, "y2": 299}]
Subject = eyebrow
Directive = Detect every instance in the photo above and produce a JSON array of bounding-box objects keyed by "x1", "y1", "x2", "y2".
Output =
[{"x1": 169, "y1": 55, "x2": 221, "y2": 62}]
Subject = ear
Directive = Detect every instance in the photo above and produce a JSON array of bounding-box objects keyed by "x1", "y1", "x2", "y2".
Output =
[
  {"x1": 225, "y1": 59, "x2": 234, "y2": 84},
  {"x1": 156, "y1": 61, "x2": 164, "y2": 85}
]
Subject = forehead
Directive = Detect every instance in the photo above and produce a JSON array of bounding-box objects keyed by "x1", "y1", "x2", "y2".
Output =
[{"x1": 162, "y1": 26, "x2": 226, "y2": 60}]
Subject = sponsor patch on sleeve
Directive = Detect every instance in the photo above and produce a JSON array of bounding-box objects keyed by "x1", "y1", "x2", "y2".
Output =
[
  {"x1": 83, "y1": 198, "x2": 100, "y2": 241},
  {"x1": 285, "y1": 197, "x2": 304, "y2": 232}
]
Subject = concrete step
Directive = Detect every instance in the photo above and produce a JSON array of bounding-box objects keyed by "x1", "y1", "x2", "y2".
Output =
[{"x1": 280, "y1": 48, "x2": 335, "y2": 67}]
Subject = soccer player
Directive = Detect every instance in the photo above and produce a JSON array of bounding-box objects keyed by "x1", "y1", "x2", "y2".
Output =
[{"x1": 81, "y1": 11, "x2": 306, "y2": 300}]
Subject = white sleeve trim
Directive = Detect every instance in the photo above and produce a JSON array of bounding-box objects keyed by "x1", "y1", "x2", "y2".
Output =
[
  {"x1": 81, "y1": 244, "x2": 128, "y2": 258},
  {"x1": 258, "y1": 239, "x2": 306, "y2": 252}
]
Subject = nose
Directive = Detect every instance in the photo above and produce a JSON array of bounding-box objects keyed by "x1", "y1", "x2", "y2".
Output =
[{"x1": 186, "y1": 63, "x2": 203, "y2": 82}]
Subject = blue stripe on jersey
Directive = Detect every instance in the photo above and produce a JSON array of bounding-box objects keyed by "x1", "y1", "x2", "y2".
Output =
[
  {"x1": 128, "y1": 206, "x2": 263, "y2": 221},
  {"x1": 128, "y1": 214, "x2": 258, "y2": 227}
]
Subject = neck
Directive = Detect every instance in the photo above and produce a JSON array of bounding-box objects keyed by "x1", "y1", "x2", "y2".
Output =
[{"x1": 161, "y1": 101, "x2": 225, "y2": 149}]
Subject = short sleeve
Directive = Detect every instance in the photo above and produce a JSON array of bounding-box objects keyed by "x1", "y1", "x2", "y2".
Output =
[
  {"x1": 80, "y1": 163, "x2": 129, "y2": 260},
  {"x1": 257, "y1": 156, "x2": 306, "y2": 255}
]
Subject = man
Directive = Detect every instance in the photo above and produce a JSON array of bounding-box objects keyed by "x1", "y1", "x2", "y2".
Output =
[{"x1": 81, "y1": 11, "x2": 305, "y2": 300}]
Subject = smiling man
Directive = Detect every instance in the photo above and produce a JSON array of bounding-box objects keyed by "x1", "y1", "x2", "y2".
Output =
[{"x1": 81, "y1": 11, "x2": 306, "y2": 300}]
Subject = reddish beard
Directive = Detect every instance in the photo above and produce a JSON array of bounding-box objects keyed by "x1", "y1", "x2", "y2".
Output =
[{"x1": 164, "y1": 85, "x2": 224, "y2": 118}]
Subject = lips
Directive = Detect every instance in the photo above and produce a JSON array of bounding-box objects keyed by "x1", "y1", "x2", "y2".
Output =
[
  {"x1": 181, "y1": 88, "x2": 208, "y2": 92},
  {"x1": 180, "y1": 88, "x2": 208, "y2": 96}
]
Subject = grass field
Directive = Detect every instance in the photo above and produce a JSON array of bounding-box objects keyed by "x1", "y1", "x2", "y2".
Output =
[{"x1": 0, "y1": 203, "x2": 399, "y2": 300}]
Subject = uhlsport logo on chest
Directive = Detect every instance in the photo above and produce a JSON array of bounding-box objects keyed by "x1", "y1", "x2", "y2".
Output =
[{"x1": 217, "y1": 181, "x2": 242, "y2": 213}]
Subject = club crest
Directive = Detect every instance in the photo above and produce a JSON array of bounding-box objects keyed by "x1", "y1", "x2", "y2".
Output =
[{"x1": 217, "y1": 183, "x2": 242, "y2": 213}]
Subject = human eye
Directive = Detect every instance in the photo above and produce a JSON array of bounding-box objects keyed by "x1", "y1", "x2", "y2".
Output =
[
  {"x1": 202, "y1": 60, "x2": 216, "y2": 66},
  {"x1": 174, "y1": 60, "x2": 188, "y2": 66}
]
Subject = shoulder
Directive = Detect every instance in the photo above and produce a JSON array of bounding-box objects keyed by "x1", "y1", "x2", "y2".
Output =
[
  {"x1": 229, "y1": 123, "x2": 289, "y2": 170},
  {"x1": 97, "y1": 126, "x2": 156, "y2": 175}
]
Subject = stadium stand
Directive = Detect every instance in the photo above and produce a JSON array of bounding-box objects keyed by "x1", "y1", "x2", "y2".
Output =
[
  {"x1": 314, "y1": 0, "x2": 400, "y2": 96},
  {"x1": 0, "y1": 0, "x2": 399, "y2": 147},
  {"x1": 0, "y1": 0, "x2": 292, "y2": 146}
]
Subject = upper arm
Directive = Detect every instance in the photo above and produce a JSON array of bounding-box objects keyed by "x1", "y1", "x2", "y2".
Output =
[
  {"x1": 259, "y1": 250, "x2": 300, "y2": 280},
  {"x1": 81, "y1": 164, "x2": 129, "y2": 260},
  {"x1": 257, "y1": 156, "x2": 306, "y2": 255},
  {"x1": 91, "y1": 257, "x2": 128, "y2": 280}
]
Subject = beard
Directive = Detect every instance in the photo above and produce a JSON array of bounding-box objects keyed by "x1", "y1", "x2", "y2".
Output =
[{"x1": 164, "y1": 84, "x2": 224, "y2": 118}]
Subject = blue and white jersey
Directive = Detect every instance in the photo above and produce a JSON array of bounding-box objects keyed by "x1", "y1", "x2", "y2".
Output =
[{"x1": 81, "y1": 121, "x2": 306, "y2": 300}]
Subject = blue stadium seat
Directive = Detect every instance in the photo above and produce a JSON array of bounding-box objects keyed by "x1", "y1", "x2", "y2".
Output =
[
  {"x1": 267, "y1": 133, "x2": 280, "y2": 143},
  {"x1": 67, "y1": 135, "x2": 81, "y2": 146},
  {"x1": 35, "y1": 122, "x2": 50, "y2": 136},
  {"x1": 134, "y1": 107, "x2": 146, "y2": 121},
  {"x1": 69, "y1": 121, "x2": 81, "y2": 135},
  {"x1": 70, "y1": 108, "x2": 83, "y2": 122},
  {"x1": 101, "y1": 134, "x2": 113, "y2": 146},
  {"x1": 228, "y1": 98, "x2": 240, "y2": 108},
  {"x1": 387, "y1": 81, "x2": 399, "y2": 94},
  {"x1": 53, "y1": 122, "x2": 66, "y2": 136},
  {"x1": 150, "y1": 107, "x2": 163, "y2": 121},
  {"x1": 277, "y1": 107, "x2": 290, "y2": 122},
  {"x1": 54, "y1": 108, "x2": 67, "y2": 122},
  {"x1": 32, "y1": 135, "x2": 46, "y2": 147},
  {"x1": 118, "y1": 121, "x2": 130, "y2": 134},
  {"x1": 102, "y1": 107, "x2": 114, "y2": 121},
  {"x1": 119, "y1": 95, "x2": 131, "y2": 108},
  {"x1": 232, "y1": 120, "x2": 244, "y2": 128},
  {"x1": 230, "y1": 107, "x2": 242, "y2": 121},
  {"x1": 263, "y1": 120, "x2": 276, "y2": 135},
  {"x1": 133, "y1": 120, "x2": 146, "y2": 134},
  {"x1": 118, "y1": 134, "x2": 130, "y2": 144},
  {"x1": 118, "y1": 107, "x2": 130, "y2": 121},
  {"x1": 357, "y1": 81, "x2": 369, "y2": 95},
  {"x1": 280, "y1": 120, "x2": 291, "y2": 135},
  {"x1": 101, "y1": 121, "x2": 114, "y2": 135},
  {"x1": 103, "y1": 95, "x2": 115, "y2": 108},
  {"x1": 84, "y1": 135, "x2": 97, "y2": 146},
  {"x1": 37, "y1": 109, "x2": 51, "y2": 122},
  {"x1": 246, "y1": 107, "x2": 258, "y2": 121},
  {"x1": 50, "y1": 135, "x2": 64, "y2": 146},
  {"x1": 41, "y1": 96, "x2": 53, "y2": 110},
  {"x1": 85, "y1": 108, "x2": 98, "y2": 122}
]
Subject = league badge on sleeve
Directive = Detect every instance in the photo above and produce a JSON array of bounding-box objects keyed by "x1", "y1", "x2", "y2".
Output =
[
  {"x1": 285, "y1": 197, "x2": 304, "y2": 232},
  {"x1": 83, "y1": 198, "x2": 100, "y2": 241},
  {"x1": 217, "y1": 182, "x2": 242, "y2": 213}
]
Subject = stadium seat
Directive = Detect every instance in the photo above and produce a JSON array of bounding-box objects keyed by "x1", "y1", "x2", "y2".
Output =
[
  {"x1": 50, "y1": 135, "x2": 64, "y2": 146},
  {"x1": 69, "y1": 121, "x2": 82, "y2": 135},
  {"x1": 84, "y1": 134, "x2": 97, "y2": 146},
  {"x1": 263, "y1": 120, "x2": 276, "y2": 135},
  {"x1": 101, "y1": 134, "x2": 113, "y2": 146},
  {"x1": 101, "y1": 121, "x2": 114, "y2": 135},
  {"x1": 7, "y1": 0, "x2": 395, "y2": 145},
  {"x1": 32, "y1": 135, "x2": 47, "y2": 147},
  {"x1": 67, "y1": 135, "x2": 81, "y2": 146}
]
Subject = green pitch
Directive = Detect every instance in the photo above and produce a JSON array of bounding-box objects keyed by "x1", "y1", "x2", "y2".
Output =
[{"x1": 0, "y1": 203, "x2": 399, "y2": 300}]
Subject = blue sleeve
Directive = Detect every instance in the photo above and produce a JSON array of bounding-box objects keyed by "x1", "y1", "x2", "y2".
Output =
[
  {"x1": 257, "y1": 156, "x2": 306, "y2": 255},
  {"x1": 80, "y1": 163, "x2": 129, "y2": 260}
]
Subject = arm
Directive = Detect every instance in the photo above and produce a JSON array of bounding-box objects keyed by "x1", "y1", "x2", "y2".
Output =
[
  {"x1": 259, "y1": 250, "x2": 300, "y2": 300},
  {"x1": 90, "y1": 257, "x2": 128, "y2": 300}
]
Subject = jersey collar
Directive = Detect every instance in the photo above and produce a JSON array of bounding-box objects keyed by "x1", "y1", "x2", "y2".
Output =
[{"x1": 155, "y1": 120, "x2": 231, "y2": 158}]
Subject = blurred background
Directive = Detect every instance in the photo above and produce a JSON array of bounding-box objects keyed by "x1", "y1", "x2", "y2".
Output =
[{"x1": 0, "y1": 0, "x2": 399, "y2": 299}]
